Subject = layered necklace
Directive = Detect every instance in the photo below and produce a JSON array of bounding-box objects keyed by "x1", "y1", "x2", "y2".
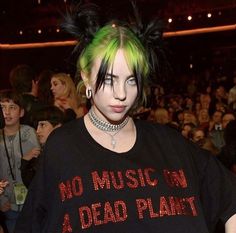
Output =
[{"x1": 88, "y1": 108, "x2": 129, "y2": 149}]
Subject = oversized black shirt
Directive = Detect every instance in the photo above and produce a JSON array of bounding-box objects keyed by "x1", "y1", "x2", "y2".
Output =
[{"x1": 15, "y1": 118, "x2": 236, "y2": 233}]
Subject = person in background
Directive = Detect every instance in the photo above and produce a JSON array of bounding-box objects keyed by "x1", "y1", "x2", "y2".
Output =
[
  {"x1": 51, "y1": 73, "x2": 87, "y2": 119},
  {"x1": 152, "y1": 107, "x2": 169, "y2": 124},
  {"x1": 209, "y1": 110, "x2": 223, "y2": 132},
  {"x1": 217, "y1": 120, "x2": 236, "y2": 174},
  {"x1": 15, "y1": 3, "x2": 236, "y2": 233},
  {"x1": 37, "y1": 69, "x2": 54, "y2": 106},
  {"x1": 0, "y1": 90, "x2": 40, "y2": 233},
  {"x1": 210, "y1": 112, "x2": 235, "y2": 151},
  {"x1": 181, "y1": 122, "x2": 196, "y2": 139},
  {"x1": 9, "y1": 64, "x2": 43, "y2": 126},
  {"x1": 228, "y1": 76, "x2": 236, "y2": 110},
  {"x1": 21, "y1": 105, "x2": 64, "y2": 188},
  {"x1": 197, "y1": 108, "x2": 210, "y2": 133},
  {"x1": 190, "y1": 127, "x2": 206, "y2": 146}
]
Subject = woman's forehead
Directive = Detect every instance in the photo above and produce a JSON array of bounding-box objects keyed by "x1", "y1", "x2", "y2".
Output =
[{"x1": 91, "y1": 49, "x2": 132, "y2": 79}]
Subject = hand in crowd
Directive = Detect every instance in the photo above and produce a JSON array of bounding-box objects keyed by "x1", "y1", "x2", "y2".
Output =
[
  {"x1": 55, "y1": 97, "x2": 78, "y2": 112},
  {"x1": 0, "y1": 180, "x2": 8, "y2": 195},
  {"x1": 23, "y1": 147, "x2": 41, "y2": 161}
]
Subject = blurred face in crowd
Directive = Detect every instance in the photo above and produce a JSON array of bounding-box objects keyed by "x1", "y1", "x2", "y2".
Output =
[
  {"x1": 181, "y1": 125, "x2": 192, "y2": 138},
  {"x1": 216, "y1": 86, "x2": 225, "y2": 98},
  {"x1": 0, "y1": 100, "x2": 24, "y2": 127},
  {"x1": 186, "y1": 98, "x2": 193, "y2": 107},
  {"x1": 215, "y1": 102, "x2": 225, "y2": 112},
  {"x1": 177, "y1": 112, "x2": 184, "y2": 122},
  {"x1": 50, "y1": 77, "x2": 66, "y2": 98},
  {"x1": 206, "y1": 86, "x2": 211, "y2": 94},
  {"x1": 195, "y1": 102, "x2": 201, "y2": 114},
  {"x1": 212, "y1": 111, "x2": 222, "y2": 124},
  {"x1": 198, "y1": 109, "x2": 209, "y2": 123},
  {"x1": 183, "y1": 112, "x2": 197, "y2": 125},
  {"x1": 36, "y1": 121, "x2": 61, "y2": 145},
  {"x1": 192, "y1": 129, "x2": 205, "y2": 143},
  {"x1": 222, "y1": 113, "x2": 235, "y2": 129}
]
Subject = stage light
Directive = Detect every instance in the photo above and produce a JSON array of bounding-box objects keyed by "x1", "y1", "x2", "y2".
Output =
[
  {"x1": 19, "y1": 30, "x2": 23, "y2": 35},
  {"x1": 168, "y1": 18, "x2": 173, "y2": 23},
  {"x1": 187, "y1": 16, "x2": 192, "y2": 21},
  {"x1": 38, "y1": 29, "x2": 42, "y2": 34},
  {"x1": 190, "y1": 64, "x2": 193, "y2": 69},
  {"x1": 207, "y1": 13, "x2": 212, "y2": 18},
  {"x1": 56, "y1": 28, "x2": 60, "y2": 33}
]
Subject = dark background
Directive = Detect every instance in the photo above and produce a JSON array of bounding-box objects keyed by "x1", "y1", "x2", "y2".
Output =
[{"x1": 0, "y1": 0, "x2": 236, "y2": 89}]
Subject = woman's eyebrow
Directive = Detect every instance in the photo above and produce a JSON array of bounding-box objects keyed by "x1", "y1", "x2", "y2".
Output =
[
  {"x1": 106, "y1": 73, "x2": 135, "y2": 78},
  {"x1": 106, "y1": 73, "x2": 118, "y2": 78}
]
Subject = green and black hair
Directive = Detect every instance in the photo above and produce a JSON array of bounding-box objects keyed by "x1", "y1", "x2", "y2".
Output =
[
  {"x1": 62, "y1": 2, "x2": 166, "y2": 106},
  {"x1": 79, "y1": 23, "x2": 149, "y2": 104}
]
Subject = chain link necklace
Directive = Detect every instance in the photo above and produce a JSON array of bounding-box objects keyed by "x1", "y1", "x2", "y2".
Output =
[{"x1": 88, "y1": 108, "x2": 129, "y2": 149}]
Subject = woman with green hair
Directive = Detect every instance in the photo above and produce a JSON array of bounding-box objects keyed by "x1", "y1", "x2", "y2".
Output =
[{"x1": 15, "y1": 3, "x2": 236, "y2": 233}]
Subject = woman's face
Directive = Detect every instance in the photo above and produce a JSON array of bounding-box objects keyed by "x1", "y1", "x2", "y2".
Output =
[
  {"x1": 50, "y1": 77, "x2": 66, "y2": 98},
  {"x1": 36, "y1": 121, "x2": 60, "y2": 144},
  {"x1": 88, "y1": 49, "x2": 138, "y2": 123}
]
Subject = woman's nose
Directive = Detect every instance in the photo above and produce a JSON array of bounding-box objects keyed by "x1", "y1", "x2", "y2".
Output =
[{"x1": 113, "y1": 83, "x2": 126, "y2": 101}]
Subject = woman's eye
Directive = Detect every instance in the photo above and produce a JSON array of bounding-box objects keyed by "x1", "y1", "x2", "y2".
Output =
[
  {"x1": 104, "y1": 78, "x2": 113, "y2": 85},
  {"x1": 127, "y1": 78, "x2": 137, "y2": 86}
]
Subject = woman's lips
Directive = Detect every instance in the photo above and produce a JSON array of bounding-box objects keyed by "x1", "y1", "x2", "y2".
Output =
[{"x1": 110, "y1": 105, "x2": 126, "y2": 113}]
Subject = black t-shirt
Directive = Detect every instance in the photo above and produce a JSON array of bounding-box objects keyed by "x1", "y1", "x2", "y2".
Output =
[{"x1": 15, "y1": 118, "x2": 236, "y2": 233}]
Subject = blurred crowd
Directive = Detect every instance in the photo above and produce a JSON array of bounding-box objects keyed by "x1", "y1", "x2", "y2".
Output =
[
  {"x1": 0, "y1": 64, "x2": 236, "y2": 233},
  {"x1": 135, "y1": 71, "x2": 236, "y2": 174}
]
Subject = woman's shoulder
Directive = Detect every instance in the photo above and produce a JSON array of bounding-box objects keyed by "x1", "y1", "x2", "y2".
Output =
[
  {"x1": 135, "y1": 119, "x2": 211, "y2": 159},
  {"x1": 135, "y1": 119, "x2": 181, "y2": 139}
]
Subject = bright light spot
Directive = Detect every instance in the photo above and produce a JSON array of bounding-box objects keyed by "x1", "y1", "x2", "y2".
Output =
[
  {"x1": 190, "y1": 64, "x2": 193, "y2": 69},
  {"x1": 187, "y1": 15, "x2": 192, "y2": 21},
  {"x1": 168, "y1": 18, "x2": 172, "y2": 23},
  {"x1": 56, "y1": 28, "x2": 60, "y2": 33},
  {"x1": 111, "y1": 24, "x2": 116, "y2": 28},
  {"x1": 64, "y1": 0, "x2": 67, "y2": 2},
  {"x1": 218, "y1": 11, "x2": 222, "y2": 16},
  {"x1": 38, "y1": 0, "x2": 41, "y2": 4},
  {"x1": 38, "y1": 29, "x2": 42, "y2": 34},
  {"x1": 19, "y1": 30, "x2": 23, "y2": 35},
  {"x1": 207, "y1": 13, "x2": 212, "y2": 18}
]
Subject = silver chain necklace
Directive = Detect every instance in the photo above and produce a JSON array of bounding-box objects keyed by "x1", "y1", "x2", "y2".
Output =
[{"x1": 88, "y1": 108, "x2": 129, "y2": 149}]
